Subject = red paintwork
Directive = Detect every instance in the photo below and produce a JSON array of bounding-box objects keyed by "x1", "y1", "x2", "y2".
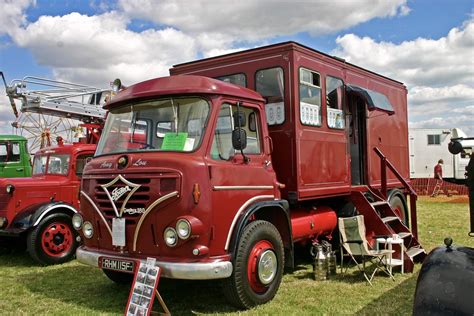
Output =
[
  {"x1": 78, "y1": 42, "x2": 411, "y2": 279},
  {"x1": 247, "y1": 240, "x2": 273, "y2": 293},
  {"x1": 0, "y1": 143, "x2": 96, "y2": 233},
  {"x1": 41, "y1": 221, "x2": 73, "y2": 257}
]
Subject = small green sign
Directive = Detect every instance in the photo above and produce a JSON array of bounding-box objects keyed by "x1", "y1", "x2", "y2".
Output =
[{"x1": 161, "y1": 133, "x2": 188, "y2": 151}]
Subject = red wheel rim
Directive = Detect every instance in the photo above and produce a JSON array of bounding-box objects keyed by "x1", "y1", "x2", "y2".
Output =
[
  {"x1": 41, "y1": 222, "x2": 73, "y2": 257},
  {"x1": 247, "y1": 240, "x2": 276, "y2": 293}
]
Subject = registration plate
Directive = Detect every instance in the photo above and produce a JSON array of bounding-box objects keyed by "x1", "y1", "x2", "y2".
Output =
[{"x1": 99, "y1": 257, "x2": 135, "y2": 273}]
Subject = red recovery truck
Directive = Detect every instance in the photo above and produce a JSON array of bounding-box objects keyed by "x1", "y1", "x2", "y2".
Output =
[
  {"x1": 0, "y1": 74, "x2": 108, "y2": 264},
  {"x1": 0, "y1": 142, "x2": 96, "y2": 264},
  {"x1": 75, "y1": 42, "x2": 425, "y2": 308}
]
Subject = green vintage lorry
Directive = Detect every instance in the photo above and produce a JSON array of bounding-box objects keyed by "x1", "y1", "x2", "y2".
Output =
[{"x1": 0, "y1": 135, "x2": 32, "y2": 178}]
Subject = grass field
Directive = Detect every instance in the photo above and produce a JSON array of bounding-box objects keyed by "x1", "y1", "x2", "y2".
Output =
[{"x1": 0, "y1": 196, "x2": 471, "y2": 315}]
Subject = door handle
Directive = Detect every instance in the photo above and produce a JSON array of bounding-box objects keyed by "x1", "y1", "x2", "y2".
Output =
[{"x1": 16, "y1": 168, "x2": 24, "y2": 172}]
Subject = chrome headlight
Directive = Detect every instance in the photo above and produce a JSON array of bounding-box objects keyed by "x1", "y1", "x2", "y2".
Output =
[
  {"x1": 176, "y1": 219, "x2": 191, "y2": 239},
  {"x1": 6, "y1": 184, "x2": 15, "y2": 194},
  {"x1": 72, "y1": 214, "x2": 83, "y2": 230},
  {"x1": 82, "y1": 221, "x2": 94, "y2": 239},
  {"x1": 164, "y1": 227, "x2": 178, "y2": 247}
]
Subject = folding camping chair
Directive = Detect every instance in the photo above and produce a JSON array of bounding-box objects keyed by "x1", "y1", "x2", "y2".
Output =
[{"x1": 338, "y1": 215, "x2": 395, "y2": 285}]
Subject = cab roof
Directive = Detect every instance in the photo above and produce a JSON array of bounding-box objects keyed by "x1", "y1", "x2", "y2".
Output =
[
  {"x1": 106, "y1": 75, "x2": 264, "y2": 108},
  {"x1": 0, "y1": 135, "x2": 28, "y2": 141},
  {"x1": 35, "y1": 143, "x2": 97, "y2": 156}
]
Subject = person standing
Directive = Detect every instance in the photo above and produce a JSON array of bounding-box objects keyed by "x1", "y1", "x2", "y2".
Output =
[{"x1": 434, "y1": 159, "x2": 444, "y2": 179}]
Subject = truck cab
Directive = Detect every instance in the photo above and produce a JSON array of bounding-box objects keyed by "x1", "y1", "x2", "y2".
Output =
[
  {"x1": 0, "y1": 142, "x2": 96, "y2": 264},
  {"x1": 0, "y1": 135, "x2": 31, "y2": 178}
]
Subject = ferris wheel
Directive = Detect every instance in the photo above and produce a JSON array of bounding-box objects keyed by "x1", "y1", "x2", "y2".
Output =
[{"x1": 1, "y1": 72, "x2": 109, "y2": 153}]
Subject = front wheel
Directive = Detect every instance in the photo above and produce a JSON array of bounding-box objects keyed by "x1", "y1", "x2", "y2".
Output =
[
  {"x1": 223, "y1": 220, "x2": 284, "y2": 309},
  {"x1": 27, "y1": 213, "x2": 78, "y2": 265}
]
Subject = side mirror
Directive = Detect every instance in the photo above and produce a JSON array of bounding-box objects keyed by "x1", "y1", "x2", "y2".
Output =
[
  {"x1": 233, "y1": 111, "x2": 246, "y2": 127},
  {"x1": 232, "y1": 128, "x2": 247, "y2": 151}
]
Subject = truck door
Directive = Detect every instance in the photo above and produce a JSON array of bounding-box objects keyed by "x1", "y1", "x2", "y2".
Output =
[
  {"x1": 348, "y1": 96, "x2": 367, "y2": 185},
  {"x1": 0, "y1": 141, "x2": 25, "y2": 177},
  {"x1": 205, "y1": 102, "x2": 276, "y2": 252}
]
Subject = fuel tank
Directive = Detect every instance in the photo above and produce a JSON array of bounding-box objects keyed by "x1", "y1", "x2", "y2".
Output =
[{"x1": 290, "y1": 206, "x2": 337, "y2": 242}]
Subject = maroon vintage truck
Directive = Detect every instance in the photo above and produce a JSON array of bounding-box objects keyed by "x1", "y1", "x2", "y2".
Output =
[
  {"x1": 0, "y1": 142, "x2": 96, "y2": 264},
  {"x1": 75, "y1": 42, "x2": 425, "y2": 308}
]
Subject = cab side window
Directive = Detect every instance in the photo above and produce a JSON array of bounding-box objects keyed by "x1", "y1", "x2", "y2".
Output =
[
  {"x1": 211, "y1": 103, "x2": 261, "y2": 160},
  {"x1": 11, "y1": 142, "x2": 21, "y2": 161},
  {"x1": 326, "y1": 76, "x2": 345, "y2": 129},
  {"x1": 0, "y1": 143, "x2": 7, "y2": 162},
  {"x1": 76, "y1": 154, "x2": 94, "y2": 176}
]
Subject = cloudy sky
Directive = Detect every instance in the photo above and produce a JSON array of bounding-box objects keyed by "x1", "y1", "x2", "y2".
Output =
[{"x1": 0, "y1": 0, "x2": 473, "y2": 140}]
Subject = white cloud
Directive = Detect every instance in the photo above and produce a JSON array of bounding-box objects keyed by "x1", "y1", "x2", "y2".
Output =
[
  {"x1": 333, "y1": 19, "x2": 474, "y2": 137},
  {"x1": 0, "y1": 0, "x2": 35, "y2": 35},
  {"x1": 119, "y1": 0, "x2": 409, "y2": 54},
  {"x1": 10, "y1": 12, "x2": 197, "y2": 87}
]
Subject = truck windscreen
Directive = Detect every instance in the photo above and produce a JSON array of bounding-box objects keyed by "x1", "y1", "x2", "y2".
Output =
[{"x1": 95, "y1": 97, "x2": 210, "y2": 156}]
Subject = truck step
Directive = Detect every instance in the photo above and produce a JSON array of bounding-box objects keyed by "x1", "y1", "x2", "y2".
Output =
[
  {"x1": 371, "y1": 201, "x2": 388, "y2": 207},
  {"x1": 406, "y1": 246, "x2": 425, "y2": 258},
  {"x1": 397, "y1": 232, "x2": 412, "y2": 239},
  {"x1": 381, "y1": 216, "x2": 399, "y2": 223}
]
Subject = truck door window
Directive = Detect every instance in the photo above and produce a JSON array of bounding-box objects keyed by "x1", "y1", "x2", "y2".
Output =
[
  {"x1": 211, "y1": 103, "x2": 261, "y2": 160},
  {"x1": 47, "y1": 155, "x2": 70, "y2": 175},
  {"x1": 11, "y1": 142, "x2": 21, "y2": 161},
  {"x1": 76, "y1": 154, "x2": 93, "y2": 176},
  {"x1": 256, "y1": 67, "x2": 285, "y2": 126},
  {"x1": 0, "y1": 143, "x2": 7, "y2": 162},
  {"x1": 326, "y1": 76, "x2": 345, "y2": 129},
  {"x1": 216, "y1": 73, "x2": 247, "y2": 87},
  {"x1": 299, "y1": 68, "x2": 321, "y2": 127}
]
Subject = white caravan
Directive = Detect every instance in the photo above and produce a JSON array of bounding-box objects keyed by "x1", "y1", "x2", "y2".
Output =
[{"x1": 409, "y1": 128, "x2": 471, "y2": 181}]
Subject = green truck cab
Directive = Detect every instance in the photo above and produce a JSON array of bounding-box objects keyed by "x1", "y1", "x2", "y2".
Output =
[{"x1": 0, "y1": 135, "x2": 31, "y2": 178}]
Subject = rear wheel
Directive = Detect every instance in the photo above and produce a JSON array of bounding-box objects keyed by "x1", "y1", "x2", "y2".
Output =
[
  {"x1": 27, "y1": 213, "x2": 78, "y2": 265},
  {"x1": 388, "y1": 191, "x2": 409, "y2": 226},
  {"x1": 102, "y1": 269, "x2": 134, "y2": 284},
  {"x1": 223, "y1": 220, "x2": 284, "y2": 309}
]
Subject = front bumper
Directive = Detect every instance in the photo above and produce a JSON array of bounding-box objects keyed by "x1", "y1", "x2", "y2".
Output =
[{"x1": 76, "y1": 247, "x2": 233, "y2": 280}]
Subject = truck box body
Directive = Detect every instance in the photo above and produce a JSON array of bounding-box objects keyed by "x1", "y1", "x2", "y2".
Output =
[{"x1": 170, "y1": 42, "x2": 409, "y2": 201}]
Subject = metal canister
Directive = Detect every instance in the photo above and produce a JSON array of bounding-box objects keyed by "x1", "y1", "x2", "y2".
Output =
[
  {"x1": 313, "y1": 244, "x2": 328, "y2": 281},
  {"x1": 322, "y1": 241, "x2": 337, "y2": 276}
]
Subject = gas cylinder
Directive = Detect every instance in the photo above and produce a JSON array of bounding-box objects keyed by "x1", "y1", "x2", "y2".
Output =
[
  {"x1": 322, "y1": 241, "x2": 337, "y2": 276},
  {"x1": 313, "y1": 244, "x2": 328, "y2": 281}
]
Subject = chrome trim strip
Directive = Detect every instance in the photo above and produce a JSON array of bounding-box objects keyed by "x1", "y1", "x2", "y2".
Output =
[
  {"x1": 224, "y1": 195, "x2": 275, "y2": 251},
  {"x1": 213, "y1": 185, "x2": 273, "y2": 191},
  {"x1": 80, "y1": 191, "x2": 112, "y2": 237},
  {"x1": 32, "y1": 204, "x2": 77, "y2": 227},
  {"x1": 132, "y1": 191, "x2": 179, "y2": 251},
  {"x1": 76, "y1": 247, "x2": 233, "y2": 280}
]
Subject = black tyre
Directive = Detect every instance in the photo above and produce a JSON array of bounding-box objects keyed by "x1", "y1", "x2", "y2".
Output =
[
  {"x1": 388, "y1": 191, "x2": 409, "y2": 226},
  {"x1": 223, "y1": 220, "x2": 284, "y2": 309},
  {"x1": 27, "y1": 213, "x2": 78, "y2": 265},
  {"x1": 103, "y1": 269, "x2": 134, "y2": 284}
]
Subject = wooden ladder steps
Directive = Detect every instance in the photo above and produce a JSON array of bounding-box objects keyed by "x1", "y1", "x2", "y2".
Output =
[{"x1": 371, "y1": 201, "x2": 388, "y2": 207}]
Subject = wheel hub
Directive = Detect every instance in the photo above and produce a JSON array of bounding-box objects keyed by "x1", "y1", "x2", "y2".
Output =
[
  {"x1": 257, "y1": 249, "x2": 277, "y2": 285},
  {"x1": 41, "y1": 222, "x2": 73, "y2": 257},
  {"x1": 247, "y1": 240, "x2": 277, "y2": 293}
]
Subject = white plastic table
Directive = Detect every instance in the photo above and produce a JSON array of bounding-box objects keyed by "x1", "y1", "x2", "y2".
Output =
[{"x1": 376, "y1": 237, "x2": 404, "y2": 274}]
